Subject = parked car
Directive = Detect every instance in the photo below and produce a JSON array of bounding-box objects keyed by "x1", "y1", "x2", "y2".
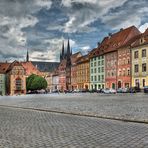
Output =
[
  {"x1": 103, "y1": 88, "x2": 110, "y2": 94},
  {"x1": 90, "y1": 89, "x2": 98, "y2": 93},
  {"x1": 144, "y1": 86, "x2": 148, "y2": 93},
  {"x1": 109, "y1": 89, "x2": 117, "y2": 94},
  {"x1": 128, "y1": 87, "x2": 136, "y2": 93},
  {"x1": 117, "y1": 88, "x2": 129, "y2": 93}
]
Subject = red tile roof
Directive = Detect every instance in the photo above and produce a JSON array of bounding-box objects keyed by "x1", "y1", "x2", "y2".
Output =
[
  {"x1": 21, "y1": 61, "x2": 41, "y2": 76},
  {"x1": 0, "y1": 63, "x2": 11, "y2": 74},
  {"x1": 90, "y1": 26, "x2": 141, "y2": 58}
]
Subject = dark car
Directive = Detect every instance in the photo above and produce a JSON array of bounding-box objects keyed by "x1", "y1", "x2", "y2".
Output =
[
  {"x1": 89, "y1": 89, "x2": 97, "y2": 93},
  {"x1": 128, "y1": 87, "x2": 136, "y2": 93},
  {"x1": 128, "y1": 87, "x2": 141, "y2": 93},
  {"x1": 144, "y1": 86, "x2": 148, "y2": 93}
]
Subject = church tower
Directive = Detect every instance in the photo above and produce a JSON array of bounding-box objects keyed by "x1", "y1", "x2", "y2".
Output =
[
  {"x1": 60, "y1": 41, "x2": 65, "y2": 62},
  {"x1": 66, "y1": 38, "x2": 72, "y2": 90}
]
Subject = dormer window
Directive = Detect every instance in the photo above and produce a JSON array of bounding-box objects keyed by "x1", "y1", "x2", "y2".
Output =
[{"x1": 140, "y1": 38, "x2": 145, "y2": 44}]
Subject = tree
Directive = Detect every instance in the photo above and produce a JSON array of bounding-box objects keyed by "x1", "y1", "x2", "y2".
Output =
[{"x1": 26, "y1": 74, "x2": 47, "y2": 91}]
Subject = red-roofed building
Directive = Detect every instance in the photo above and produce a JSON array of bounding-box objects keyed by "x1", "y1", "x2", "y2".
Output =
[
  {"x1": 105, "y1": 26, "x2": 140, "y2": 89},
  {"x1": 21, "y1": 61, "x2": 42, "y2": 76},
  {"x1": 6, "y1": 61, "x2": 26, "y2": 95}
]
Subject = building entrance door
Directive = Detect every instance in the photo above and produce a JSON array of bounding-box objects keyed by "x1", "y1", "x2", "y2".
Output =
[{"x1": 118, "y1": 81, "x2": 122, "y2": 88}]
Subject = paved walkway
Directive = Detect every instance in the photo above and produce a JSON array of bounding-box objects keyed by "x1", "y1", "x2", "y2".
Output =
[
  {"x1": 0, "y1": 93, "x2": 148, "y2": 122},
  {"x1": 0, "y1": 106, "x2": 148, "y2": 148}
]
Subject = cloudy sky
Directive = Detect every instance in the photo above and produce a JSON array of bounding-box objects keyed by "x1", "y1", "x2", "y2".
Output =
[{"x1": 0, "y1": 0, "x2": 148, "y2": 62}]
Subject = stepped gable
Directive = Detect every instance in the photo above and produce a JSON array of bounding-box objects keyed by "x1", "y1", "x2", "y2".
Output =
[
  {"x1": 0, "y1": 63, "x2": 11, "y2": 73},
  {"x1": 6, "y1": 61, "x2": 24, "y2": 73},
  {"x1": 21, "y1": 61, "x2": 41, "y2": 76}
]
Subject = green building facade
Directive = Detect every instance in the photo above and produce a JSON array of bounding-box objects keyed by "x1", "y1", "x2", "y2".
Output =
[
  {"x1": 90, "y1": 55, "x2": 105, "y2": 90},
  {"x1": 0, "y1": 74, "x2": 6, "y2": 95}
]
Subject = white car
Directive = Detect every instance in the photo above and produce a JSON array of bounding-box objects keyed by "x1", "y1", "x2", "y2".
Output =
[
  {"x1": 103, "y1": 88, "x2": 110, "y2": 94},
  {"x1": 103, "y1": 88, "x2": 116, "y2": 94},
  {"x1": 109, "y1": 89, "x2": 116, "y2": 94}
]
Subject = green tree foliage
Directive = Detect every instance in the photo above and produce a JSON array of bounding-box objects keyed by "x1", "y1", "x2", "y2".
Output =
[{"x1": 26, "y1": 74, "x2": 47, "y2": 91}]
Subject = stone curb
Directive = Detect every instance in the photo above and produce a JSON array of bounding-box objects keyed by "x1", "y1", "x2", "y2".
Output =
[{"x1": 0, "y1": 104, "x2": 148, "y2": 124}]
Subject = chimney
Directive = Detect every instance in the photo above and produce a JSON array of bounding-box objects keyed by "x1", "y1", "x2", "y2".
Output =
[
  {"x1": 97, "y1": 42, "x2": 100, "y2": 47},
  {"x1": 108, "y1": 33, "x2": 112, "y2": 37},
  {"x1": 120, "y1": 28, "x2": 123, "y2": 31}
]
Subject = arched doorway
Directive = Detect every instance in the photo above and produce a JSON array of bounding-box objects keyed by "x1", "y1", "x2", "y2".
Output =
[
  {"x1": 85, "y1": 85, "x2": 88, "y2": 90},
  {"x1": 118, "y1": 81, "x2": 122, "y2": 88},
  {"x1": 112, "y1": 83, "x2": 115, "y2": 89}
]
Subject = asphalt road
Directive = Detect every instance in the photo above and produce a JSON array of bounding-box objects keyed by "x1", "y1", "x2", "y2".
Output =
[{"x1": 0, "y1": 106, "x2": 148, "y2": 148}]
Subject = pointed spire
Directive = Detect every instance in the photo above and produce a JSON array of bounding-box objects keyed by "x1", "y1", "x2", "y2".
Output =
[
  {"x1": 26, "y1": 49, "x2": 29, "y2": 62},
  {"x1": 62, "y1": 41, "x2": 64, "y2": 59},
  {"x1": 67, "y1": 38, "x2": 70, "y2": 58}
]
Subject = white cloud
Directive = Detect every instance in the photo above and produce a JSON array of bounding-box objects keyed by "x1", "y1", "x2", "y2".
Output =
[
  {"x1": 0, "y1": 0, "x2": 52, "y2": 61},
  {"x1": 139, "y1": 23, "x2": 148, "y2": 33},
  {"x1": 61, "y1": 0, "x2": 128, "y2": 33},
  {"x1": 81, "y1": 46, "x2": 91, "y2": 54}
]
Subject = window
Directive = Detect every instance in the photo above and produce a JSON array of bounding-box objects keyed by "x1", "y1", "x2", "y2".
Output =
[
  {"x1": 91, "y1": 76, "x2": 93, "y2": 81},
  {"x1": 127, "y1": 69, "x2": 130, "y2": 76},
  {"x1": 102, "y1": 60, "x2": 104, "y2": 65},
  {"x1": 94, "y1": 76, "x2": 97, "y2": 81},
  {"x1": 91, "y1": 63, "x2": 93, "y2": 67},
  {"x1": 94, "y1": 68, "x2": 96, "y2": 73},
  {"x1": 134, "y1": 64, "x2": 139, "y2": 73},
  {"x1": 94, "y1": 62, "x2": 96, "y2": 66},
  {"x1": 98, "y1": 61, "x2": 100, "y2": 66},
  {"x1": 143, "y1": 79, "x2": 145, "y2": 87},
  {"x1": 98, "y1": 75, "x2": 100, "y2": 81},
  {"x1": 102, "y1": 75, "x2": 104, "y2": 80},
  {"x1": 142, "y1": 63, "x2": 146, "y2": 72},
  {"x1": 15, "y1": 78, "x2": 22, "y2": 90},
  {"x1": 134, "y1": 51, "x2": 138, "y2": 59},
  {"x1": 91, "y1": 69, "x2": 93, "y2": 73},
  {"x1": 142, "y1": 49, "x2": 146, "y2": 57},
  {"x1": 127, "y1": 59, "x2": 130, "y2": 64},
  {"x1": 98, "y1": 68, "x2": 100, "y2": 73},
  {"x1": 102, "y1": 67, "x2": 104, "y2": 72}
]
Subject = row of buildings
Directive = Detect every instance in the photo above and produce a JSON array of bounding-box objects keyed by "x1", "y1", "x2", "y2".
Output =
[
  {"x1": 51, "y1": 26, "x2": 148, "y2": 91},
  {"x1": 0, "y1": 25, "x2": 148, "y2": 95}
]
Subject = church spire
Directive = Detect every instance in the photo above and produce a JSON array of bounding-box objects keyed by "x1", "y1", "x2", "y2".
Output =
[
  {"x1": 26, "y1": 49, "x2": 29, "y2": 62},
  {"x1": 62, "y1": 41, "x2": 64, "y2": 59},
  {"x1": 67, "y1": 38, "x2": 71, "y2": 58}
]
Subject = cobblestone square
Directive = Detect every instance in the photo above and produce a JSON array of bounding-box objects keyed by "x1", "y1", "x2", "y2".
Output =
[{"x1": 0, "y1": 93, "x2": 148, "y2": 147}]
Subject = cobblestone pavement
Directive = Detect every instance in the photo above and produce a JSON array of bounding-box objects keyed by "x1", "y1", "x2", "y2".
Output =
[
  {"x1": 0, "y1": 93, "x2": 148, "y2": 122},
  {"x1": 0, "y1": 106, "x2": 148, "y2": 148}
]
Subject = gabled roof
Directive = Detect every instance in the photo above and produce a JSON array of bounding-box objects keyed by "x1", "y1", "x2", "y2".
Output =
[
  {"x1": 0, "y1": 63, "x2": 11, "y2": 74},
  {"x1": 21, "y1": 61, "x2": 41, "y2": 76},
  {"x1": 76, "y1": 54, "x2": 89, "y2": 64},
  {"x1": 131, "y1": 28, "x2": 148, "y2": 48},
  {"x1": 70, "y1": 52, "x2": 82, "y2": 65},
  {"x1": 6, "y1": 61, "x2": 24, "y2": 72},
  {"x1": 90, "y1": 26, "x2": 141, "y2": 58}
]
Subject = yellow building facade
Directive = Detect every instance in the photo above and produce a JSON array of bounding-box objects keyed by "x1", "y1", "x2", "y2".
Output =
[
  {"x1": 76, "y1": 55, "x2": 90, "y2": 90},
  {"x1": 131, "y1": 29, "x2": 148, "y2": 89}
]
